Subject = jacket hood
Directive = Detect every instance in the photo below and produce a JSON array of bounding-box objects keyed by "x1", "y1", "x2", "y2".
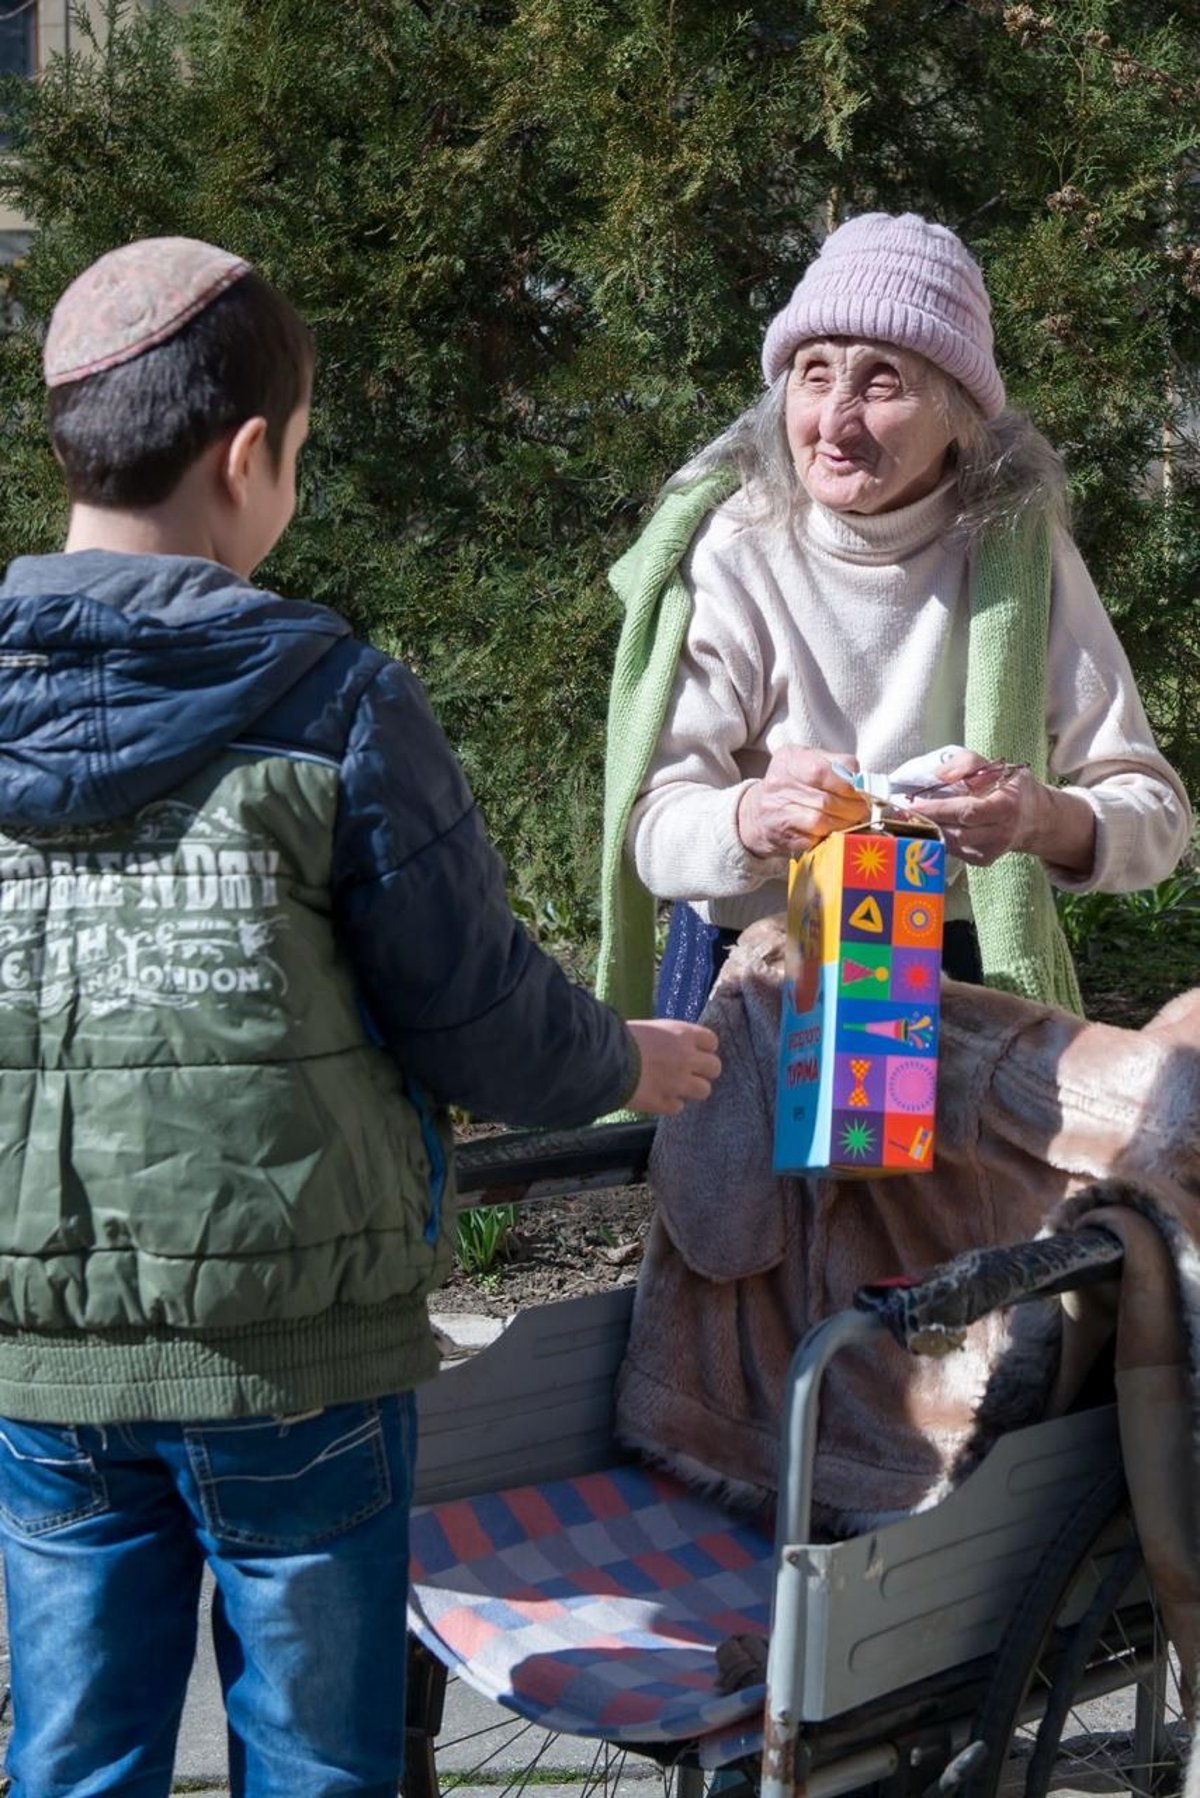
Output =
[{"x1": 0, "y1": 551, "x2": 350, "y2": 827}]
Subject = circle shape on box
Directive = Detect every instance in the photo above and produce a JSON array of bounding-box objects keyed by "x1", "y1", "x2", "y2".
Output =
[
  {"x1": 897, "y1": 894, "x2": 940, "y2": 944},
  {"x1": 888, "y1": 1060, "x2": 937, "y2": 1113}
]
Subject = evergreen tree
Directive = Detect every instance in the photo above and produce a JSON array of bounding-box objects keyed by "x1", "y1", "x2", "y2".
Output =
[{"x1": 2, "y1": 0, "x2": 1197, "y2": 946}]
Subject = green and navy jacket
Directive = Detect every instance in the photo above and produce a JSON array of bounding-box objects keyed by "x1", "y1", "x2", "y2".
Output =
[{"x1": 0, "y1": 551, "x2": 636, "y2": 1424}]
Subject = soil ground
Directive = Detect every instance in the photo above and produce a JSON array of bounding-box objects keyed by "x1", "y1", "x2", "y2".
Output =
[
  {"x1": 435, "y1": 1181, "x2": 653, "y2": 1317},
  {"x1": 438, "y1": 955, "x2": 1200, "y2": 1317}
]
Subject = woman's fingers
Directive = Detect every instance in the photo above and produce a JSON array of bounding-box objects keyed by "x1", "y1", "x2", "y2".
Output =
[
  {"x1": 932, "y1": 747, "x2": 993, "y2": 785},
  {"x1": 739, "y1": 786, "x2": 857, "y2": 856},
  {"x1": 769, "y1": 746, "x2": 861, "y2": 794},
  {"x1": 919, "y1": 771, "x2": 1035, "y2": 864},
  {"x1": 737, "y1": 749, "x2": 870, "y2": 859}
]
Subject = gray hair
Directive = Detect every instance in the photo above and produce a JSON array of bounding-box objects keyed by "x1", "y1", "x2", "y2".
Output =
[{"x1": 666, "y1": 359, "x2": 1068, "y2": 542}]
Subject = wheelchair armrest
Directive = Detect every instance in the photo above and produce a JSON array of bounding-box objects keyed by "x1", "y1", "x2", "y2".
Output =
[
  {"x1": 453, "y1": 1119, "x2": 657, "y2": 1206},
  {"x1": 775, "y1": 1224, "x2": 1125, "y2": 1559},
  {"x1": 853, "y1": 1225, "x2": 1125, "y2": 1357}
]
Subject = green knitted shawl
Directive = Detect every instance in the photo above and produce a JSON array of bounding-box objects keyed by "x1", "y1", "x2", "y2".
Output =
[{"x1": 595, "y1": 471, "x2": 1083, "y2": 1020}]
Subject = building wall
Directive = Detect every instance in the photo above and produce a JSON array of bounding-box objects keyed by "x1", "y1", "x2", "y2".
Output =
[{"x1": 1, "y1": 0, "x2": 124, "y2": 243}]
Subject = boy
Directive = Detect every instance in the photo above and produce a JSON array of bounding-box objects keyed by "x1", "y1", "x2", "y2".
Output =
[{"x1": 0, "y1": 238, "x2": 720, "y2": 1798}]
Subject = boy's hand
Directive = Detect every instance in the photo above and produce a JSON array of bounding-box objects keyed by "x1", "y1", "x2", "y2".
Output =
[{"x1": 626, "y1": 1019, "x2": 721, "y2": 1115}]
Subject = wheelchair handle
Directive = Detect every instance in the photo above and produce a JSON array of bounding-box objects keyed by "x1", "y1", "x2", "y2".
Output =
[{"x1": 853, "y1": 1225, "x2": 1125, "y2": 1356}]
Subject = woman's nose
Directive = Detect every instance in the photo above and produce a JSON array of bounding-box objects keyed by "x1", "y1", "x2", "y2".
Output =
[{"x1": 818, "y1": 391, "x2": 861, "y2": 442}]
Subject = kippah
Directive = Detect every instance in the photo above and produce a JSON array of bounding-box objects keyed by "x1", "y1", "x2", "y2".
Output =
[{"x1": 44, "y1": 236, "x2": 251, "y2": 389}]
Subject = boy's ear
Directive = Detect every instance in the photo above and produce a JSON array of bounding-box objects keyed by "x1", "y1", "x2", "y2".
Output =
[{"x1": 219, "y1": 416, "x2": 270, "y2": 506}]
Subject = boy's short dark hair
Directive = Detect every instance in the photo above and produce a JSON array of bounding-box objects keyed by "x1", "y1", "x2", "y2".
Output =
[{"x1": 47, "y1": 270, "x2": 315, "y2": 509}]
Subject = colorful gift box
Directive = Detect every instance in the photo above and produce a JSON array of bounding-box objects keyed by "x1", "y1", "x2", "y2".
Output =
[{"x1": 773, "y1": 819, "x2": 945, "y2": 1176}]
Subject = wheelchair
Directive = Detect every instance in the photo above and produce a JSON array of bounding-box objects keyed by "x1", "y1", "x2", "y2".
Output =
[{"x1": 405, "y1": 1121, "x2": 1187, "y2": 1798}]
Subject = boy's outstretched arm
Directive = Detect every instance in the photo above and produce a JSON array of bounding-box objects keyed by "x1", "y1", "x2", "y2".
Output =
[
  {"x1": 333, "y1": 661, "x2": 719, "y2": 1127},
  {"x1": 626, "y1": 1019, "x2": 720, "y2": 1115}
]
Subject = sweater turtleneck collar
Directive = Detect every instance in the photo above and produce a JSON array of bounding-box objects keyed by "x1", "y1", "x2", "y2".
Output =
[{"x1": 801, "y1": 473, "x2": 960, "y2": 564}]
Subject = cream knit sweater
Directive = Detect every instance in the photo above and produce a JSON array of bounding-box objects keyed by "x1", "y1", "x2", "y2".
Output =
[{"x1": 630, "y1": 479, "x2": 1191, "y2": 932}]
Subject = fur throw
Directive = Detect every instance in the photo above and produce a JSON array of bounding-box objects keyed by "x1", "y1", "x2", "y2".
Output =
[{"x1": 614, "y1": 916, "x2": 1200, "y2": 1695}]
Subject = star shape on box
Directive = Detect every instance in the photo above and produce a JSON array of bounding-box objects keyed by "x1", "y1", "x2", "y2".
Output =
[
  {"x1": 851, "y1": 842, "x2": 887, "y2": 881},
  {"x1": 839, "y1": 1119, "x2": 876, "y2": 1159}
]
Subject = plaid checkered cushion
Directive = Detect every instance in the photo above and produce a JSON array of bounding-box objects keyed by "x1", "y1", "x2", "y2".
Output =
[{"x1": 408, "y1": 1464, "x2": 771, "y2": 1748}]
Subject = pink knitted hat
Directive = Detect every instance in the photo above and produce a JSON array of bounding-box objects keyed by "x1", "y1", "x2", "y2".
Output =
[
  {"x1": 760, "y1": 212, "x2": 1005, "y2": 417},
  {"x1": 44, "y1": 237, "x2": 250, "y2": 389}
]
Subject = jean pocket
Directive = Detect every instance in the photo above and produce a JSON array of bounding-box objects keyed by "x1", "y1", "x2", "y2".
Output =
[
  {"x1": 184, "y1": 1399, "x2": 394, "y2": 1550},
  {"x1": 0, "y1": 1420, "x2": 109, "y2": 1537}
]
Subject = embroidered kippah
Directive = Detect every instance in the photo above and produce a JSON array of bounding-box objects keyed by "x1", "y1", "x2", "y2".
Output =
[{"x1": 44, "y1": 237, "x2": 250, "y2": 388}]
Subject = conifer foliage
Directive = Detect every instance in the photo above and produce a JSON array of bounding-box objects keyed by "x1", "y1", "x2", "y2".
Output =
[{"x1": 2, "y1": 0, "x2": 1198, "y2": 937}]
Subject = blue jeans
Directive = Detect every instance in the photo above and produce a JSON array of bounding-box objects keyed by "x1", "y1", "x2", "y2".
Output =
[{"x1": 0, "y1": 1393, "x2": 416, "y2": 1798}]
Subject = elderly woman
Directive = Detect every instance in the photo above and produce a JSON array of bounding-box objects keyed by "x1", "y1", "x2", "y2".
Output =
[{"x1": 596, "y1": 212, "x2": 1192, "y2": 1021}]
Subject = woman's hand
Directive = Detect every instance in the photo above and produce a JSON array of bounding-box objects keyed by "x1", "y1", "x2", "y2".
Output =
[
  {"x1": 736, "y1": 748, "x2": 868, "y2": 859},
  {"x1": 913, "y1": 750, "x2": 1096, "y2": 874},
  {"x1": 627, "y1": 1019, "x2": 722, "y2": 1115}
]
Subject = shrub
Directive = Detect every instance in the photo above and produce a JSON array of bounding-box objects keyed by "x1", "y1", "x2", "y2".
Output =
[{"x1": 2, "y1": 1, "x2": 1198, "y2": 956}]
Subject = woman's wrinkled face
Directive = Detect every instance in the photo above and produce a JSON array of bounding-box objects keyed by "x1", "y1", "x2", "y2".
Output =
[{"x1": 785, "y1": 339, "x2": 957, "y2": 515}]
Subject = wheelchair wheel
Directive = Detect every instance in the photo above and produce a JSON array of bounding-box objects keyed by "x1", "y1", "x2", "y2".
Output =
[
  {"x1": 404, "y1": 1639, "x2": 756, "y2": 1798},
  {"x1": 967, "y1": 1470, "x2": 1187, "y2": 1798}
]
